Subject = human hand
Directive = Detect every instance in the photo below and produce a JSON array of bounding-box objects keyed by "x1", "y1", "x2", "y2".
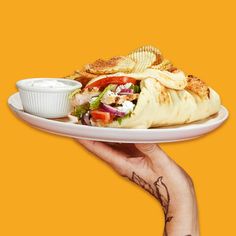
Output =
[{"x1": 76, "y1": 140, "x2": 199, "y2": 236}]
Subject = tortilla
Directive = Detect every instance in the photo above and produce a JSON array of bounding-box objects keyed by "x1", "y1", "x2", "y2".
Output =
[{"x1": 93, "y1": 75, "x2": 221, "y2": 128}]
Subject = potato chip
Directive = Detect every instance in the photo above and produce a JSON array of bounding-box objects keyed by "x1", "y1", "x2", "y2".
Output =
[
  {"x1": 64, "y1": 72, "x2": 81, "y2": 80},
  {"x1": 128, "y1": 45, "x2": 163, "y2": 72},
  {"x1": 132, "y1": 45, "x2": 163, "y2": 64},
  {"x1": 128, "y1": 51, "x2": 156, "y2": 72},
  {"x1": 150, "y1": 59, "x2": 173, "y2": 71},
  {"x1": 75, "y1": 70, "x2": 98, "y2": 79},
  {"x1": 64, "y1": 70, "x2": 98, "y2": 87}
]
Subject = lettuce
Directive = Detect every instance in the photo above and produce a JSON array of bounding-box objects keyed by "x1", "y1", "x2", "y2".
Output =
[
  {"x1": 89, "y1": 84, "x2": 113, "y2": 110},
  {"x1": 116, "y1": 112, "x2": 132, "y2": 125},
  {"x1": 130, "y1": 84, "x2": 140, "y2": 93},
  {"x1": 74, "y1": 103, "x2": 90, "y2": 118},
  {"x1": 69, "y1": 88, "x2": 81, "y2": 100}
]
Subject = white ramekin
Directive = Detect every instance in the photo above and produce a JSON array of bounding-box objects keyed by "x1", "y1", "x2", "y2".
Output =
[{"x1": 16, "y1": 78, "x2": 82, "y2": 118}]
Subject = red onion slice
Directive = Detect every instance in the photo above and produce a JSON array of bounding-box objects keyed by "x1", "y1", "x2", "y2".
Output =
[
  {"x1": 118, "y1": 88, "x2": 133, "y2": 94},
  {"x1": 101, "y1": 104, "x2": 126, "y2": 117}
]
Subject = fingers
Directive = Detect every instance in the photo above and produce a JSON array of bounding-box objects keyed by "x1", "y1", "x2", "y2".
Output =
[
  {"x1": 76, "y1": 139, "x2": 128, "y2": 175},
  {"x1": 134, "y1": 143, "x2": 171, "y2": 166}
]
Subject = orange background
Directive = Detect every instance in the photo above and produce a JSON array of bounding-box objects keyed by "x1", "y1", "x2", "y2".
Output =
[{"x1": 1, "y1": 0, "x2": 236, "y2": 235}]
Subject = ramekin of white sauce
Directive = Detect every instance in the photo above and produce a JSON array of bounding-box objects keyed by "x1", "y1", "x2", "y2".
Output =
[{"x1": 16, "y1": 78, "x2": 82, "y2": 118}]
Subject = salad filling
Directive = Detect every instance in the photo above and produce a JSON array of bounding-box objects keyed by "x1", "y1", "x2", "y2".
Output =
[{"x1": 70, "y1": 76, "x2": 140, "y2": 126}]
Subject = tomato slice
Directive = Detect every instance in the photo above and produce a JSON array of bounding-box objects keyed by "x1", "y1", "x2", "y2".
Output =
[
  {"x1": 91, "y1": 110, "x2": 113, "y2": 123},
  {"x1": 85, "y1": 76, "x2": 137, "y2": 89}
]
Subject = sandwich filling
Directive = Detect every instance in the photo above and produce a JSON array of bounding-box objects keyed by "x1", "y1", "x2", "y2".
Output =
[{"x1": 70, "y1": 76, "x2": 140, "y2": 126}]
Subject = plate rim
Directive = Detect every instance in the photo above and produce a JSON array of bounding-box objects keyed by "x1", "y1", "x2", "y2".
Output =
[{"x1": 8, "y1": 92, "x2": 229, "y2": 133}]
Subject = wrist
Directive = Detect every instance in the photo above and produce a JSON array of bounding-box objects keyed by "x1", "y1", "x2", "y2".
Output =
[{"x1": 168, "y1": 186, "x2": 197, "y2": 214}]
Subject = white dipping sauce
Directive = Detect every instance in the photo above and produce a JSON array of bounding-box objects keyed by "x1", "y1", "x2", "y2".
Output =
[
  {"x1": 16, "y1": 78, "x2": 82, "y2": 118},
  {"x1": 29, "y1": 80, "x2": 72, "y2": 88}
]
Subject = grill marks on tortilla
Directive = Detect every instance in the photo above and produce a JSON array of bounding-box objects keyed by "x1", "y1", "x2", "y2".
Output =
[
  {"x1": 186, "y1": 75, "x2": 210, "y2": 99},
  {"x1": 151, "y1": 80, "x2": 171, "y2": 105},
  {"x1": 159, "y1": 86, "x2": 171, "y2": 104},
  {"x1": 86, "y1": 57, "x2": 120, "y2": 70},
  {"x1": 83, "y1": 56, "x2": 135, "y2": 75}
]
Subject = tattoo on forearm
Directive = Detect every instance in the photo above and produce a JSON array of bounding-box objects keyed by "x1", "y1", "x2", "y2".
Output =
[
  {"x1": 131, "y1": 172, "x2": 155, "y2": 195},
  {"x1": 131, "y1": 172, "x2": 173, "y2": 236},
  {"x1": 131, "y1": 173, "x2": 194, "y2": 236},
  {"x1": 154, "y1": 176, "x2": 173, "y2": 236}
]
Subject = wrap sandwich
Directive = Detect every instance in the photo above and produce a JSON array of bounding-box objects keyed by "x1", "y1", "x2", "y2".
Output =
[{"x1": 67, "y1": 46, "x2": 221, "y2": 128}]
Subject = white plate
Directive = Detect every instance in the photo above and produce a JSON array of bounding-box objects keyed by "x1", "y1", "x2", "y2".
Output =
[{"x1": 8, "y1": 92, "x2": 228, "y2": 143}]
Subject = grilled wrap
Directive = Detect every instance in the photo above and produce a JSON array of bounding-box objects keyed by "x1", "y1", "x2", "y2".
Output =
[
  {"x1": 71, "y1": 68, "x2": 221, "y2": 128},
  {"x1": 104, "y1": 77, "x2": 220, "y2": 128}
]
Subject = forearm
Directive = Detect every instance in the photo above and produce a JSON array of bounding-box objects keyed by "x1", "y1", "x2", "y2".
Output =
[
  {"x1": 166, "y1": 197, "x2": 199, "y2": 236},
  {"x1": 131, "y1": 172, "x2": 199, "y2": 236},
  {"x1": 160, "y1": 182, "x2": 199, "y2": 236}
]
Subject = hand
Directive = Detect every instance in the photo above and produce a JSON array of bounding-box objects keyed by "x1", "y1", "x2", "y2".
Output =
[{"x1": 76, "y1": 140, "x2": 199, "y2": 236}]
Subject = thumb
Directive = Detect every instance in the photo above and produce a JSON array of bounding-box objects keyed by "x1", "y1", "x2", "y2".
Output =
[{"x1": 134, "y1": 143, "x2": 171, "y2": 165}]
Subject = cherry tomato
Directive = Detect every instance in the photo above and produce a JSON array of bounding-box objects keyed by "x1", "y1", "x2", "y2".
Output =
[{"x1": 85, "y1": 76, "x2": 137, "y2": 89}]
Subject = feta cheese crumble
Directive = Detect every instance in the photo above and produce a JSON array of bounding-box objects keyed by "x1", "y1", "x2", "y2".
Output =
[{"x1": 117, "y1": 101, "x2": 135, "y2": 114}]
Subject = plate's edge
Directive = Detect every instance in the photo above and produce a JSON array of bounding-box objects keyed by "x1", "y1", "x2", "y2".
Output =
[
  {"x1": 8, "y1": 92, "x2": 229, "y2": 132},
  {"x1": 29, "y1": 124, "x2": 203, "y2": 143},
  {"x1": 8, "y1": 92, "x2": 229, "y2": 143}
]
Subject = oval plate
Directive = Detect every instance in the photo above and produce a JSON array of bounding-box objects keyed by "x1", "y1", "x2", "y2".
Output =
[{"x1": 8, "y1": 92, "x2": 228, "y2": 143}]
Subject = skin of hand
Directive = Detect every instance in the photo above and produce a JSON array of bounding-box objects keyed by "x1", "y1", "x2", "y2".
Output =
[{"x1": 76, "y1": 140, "x2": 199, "y2": 236}]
